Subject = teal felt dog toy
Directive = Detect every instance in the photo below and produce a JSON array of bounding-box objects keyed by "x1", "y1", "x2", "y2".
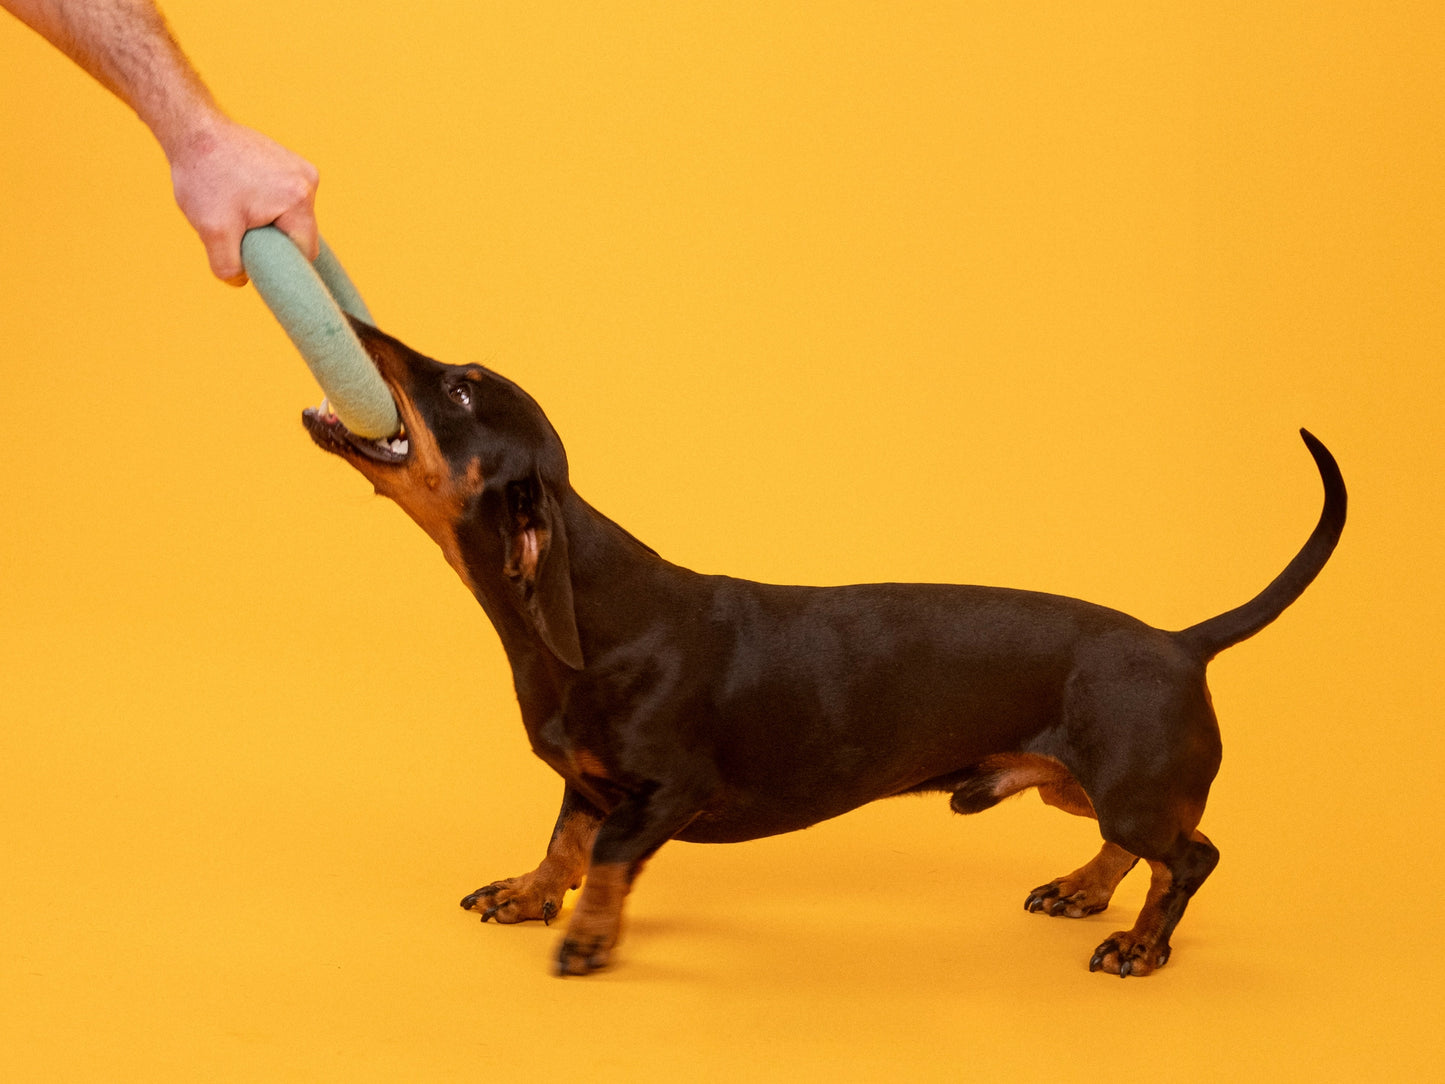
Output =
[{"x1": 240, "y1": 226, "x2": 400, "y2": 439}]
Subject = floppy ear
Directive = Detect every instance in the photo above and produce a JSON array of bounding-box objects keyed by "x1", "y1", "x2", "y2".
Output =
[{"x1": 497, "y1": 476, "x2": 584, "y2": 670}]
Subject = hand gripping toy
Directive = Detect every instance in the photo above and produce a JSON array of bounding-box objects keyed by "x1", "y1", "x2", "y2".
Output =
[{"x1": 240, "y1": 226, "x2": 401, "y2": 439}]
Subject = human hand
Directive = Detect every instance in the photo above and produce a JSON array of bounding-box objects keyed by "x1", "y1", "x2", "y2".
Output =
[{"x1": 169, "y1": 117, "x2": 320, "y2": 286}]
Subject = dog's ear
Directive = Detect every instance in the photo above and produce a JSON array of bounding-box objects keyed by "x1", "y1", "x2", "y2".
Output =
[{"x1": 495, "y1": 475, "x2": 584, "y2": 670}]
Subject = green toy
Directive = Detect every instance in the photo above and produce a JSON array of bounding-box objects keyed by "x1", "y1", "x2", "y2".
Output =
[{"x1": 240, "y1": 226, "x2": 400, "y2": 439}]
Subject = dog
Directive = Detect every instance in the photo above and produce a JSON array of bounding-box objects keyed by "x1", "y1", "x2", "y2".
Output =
[{"x1": 303, "y1": 319, "x2": 1345, "y2": 978}]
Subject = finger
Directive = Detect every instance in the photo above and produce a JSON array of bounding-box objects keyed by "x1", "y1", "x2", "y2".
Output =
[
  {"x1": 204, "y1": 227, "x2": 249, "y2": 287},
  {"x1": 272, "y1": 200, "x2": 321, "y2": 263}
]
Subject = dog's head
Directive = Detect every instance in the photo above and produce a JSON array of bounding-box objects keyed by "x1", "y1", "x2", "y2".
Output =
[{"x1": 302, "y1": 320, "x2": 583, "y2": 669}]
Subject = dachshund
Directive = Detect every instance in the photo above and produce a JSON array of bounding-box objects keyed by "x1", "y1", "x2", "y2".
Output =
[{"x1": 303, "y1": 320, "x2": 1345, "y2": 978}]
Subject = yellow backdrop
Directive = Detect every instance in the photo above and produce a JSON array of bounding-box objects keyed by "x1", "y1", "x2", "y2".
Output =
[{"x1": 2, "y1": 2, "x2": 1440, "y2": 1079}]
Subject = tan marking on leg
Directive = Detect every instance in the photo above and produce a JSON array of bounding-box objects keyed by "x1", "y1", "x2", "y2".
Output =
[
  {"x1": 1026, "y1": 841, "x2": 1139, "y2": 918},
  {"x1": 463, "y1": 803, "x2": 600, "y2": 925},
  {"x1": 1092, "y1": 861, "x2": 1175, "y2": 976},
  {"x1": 952, "y1": 753, "x2": 1091, "y2": 816},
  {"x1": 568, "y1": 749, "x2": 610, "y2": 782},
  {"x1": 556, "y1": 863, "x2": 632, "y2": 977},
  {"x1": 1091, "y1": 828, "x2": 1218, "y2": 978},
  {"x1": 1038, "y1": 778, "x2": 1096, "y2": 818},
  {"x1": 977, "y1": 752, "x2": 1079, "y2": 799}
]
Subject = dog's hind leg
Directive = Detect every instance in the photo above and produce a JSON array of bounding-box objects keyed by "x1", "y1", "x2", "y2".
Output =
[
  {"x1": 1019, "y1": 775, "x2": 1139, "y2": 917},
  {"x1": 462, "y1": 783, "x2": 602, "y2": 925},
  {"x1": 1088, "y1": 830, "x2": 1219, "y2": 977},
  {"x1": 1053, "y1": 650, "x2": 1223, "y2": 974},
  {"x1": 1080, "y1": 732, "x2": 1221, "y2": 975},
  {"x1": 1025, "y1": 841, "x2": 1140, "y2": 918},
  {"x1": 949, "y1": 756, "x2": 1143, "y2": 919}
]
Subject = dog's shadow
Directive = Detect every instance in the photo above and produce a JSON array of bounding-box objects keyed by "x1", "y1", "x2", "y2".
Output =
[{"x1": 586, "y1": 801, "x2": 1143, "y2": 986}]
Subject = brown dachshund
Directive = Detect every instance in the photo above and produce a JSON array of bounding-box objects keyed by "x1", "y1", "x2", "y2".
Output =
[{"x1": 303, "y1": 320, "x2": 1345, "y2": 978}]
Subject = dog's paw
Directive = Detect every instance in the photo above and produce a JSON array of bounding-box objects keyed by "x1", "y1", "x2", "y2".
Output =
[
  {"x1": 1088, "y1": 932, "x2": 1171, "y2": 977},
  {"x1": 555, "y1": 932, "x2": 615, "y2": 977},
  {"x1": 1024, "y1": 877, "x2": 1112, "y2": 918},
  {"x1": 461, "y1": 876, "x2": 564, "y2": 925}
]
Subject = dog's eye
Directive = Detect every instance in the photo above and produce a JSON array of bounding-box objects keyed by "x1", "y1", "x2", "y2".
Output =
[{"x1": 447, "y1": 382, "x2": 473, "y2": 409}]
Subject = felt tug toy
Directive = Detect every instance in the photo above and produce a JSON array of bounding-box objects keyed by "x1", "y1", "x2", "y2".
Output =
[{"x1": 240, "y1": 225, "x2": 401, "y2": 439}]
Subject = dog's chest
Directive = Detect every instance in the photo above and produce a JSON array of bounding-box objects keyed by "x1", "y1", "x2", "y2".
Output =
[{"x1": 527, "y1": 706, "x2": 617, "y2": 799}]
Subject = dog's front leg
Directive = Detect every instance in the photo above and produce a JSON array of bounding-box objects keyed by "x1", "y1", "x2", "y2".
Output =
[
  {"x1": 461, "y1": 784, "x2": 602, "y2": 925},
  {"x1": 555, "y1": 782, "x2": 704, "y2": 977}
]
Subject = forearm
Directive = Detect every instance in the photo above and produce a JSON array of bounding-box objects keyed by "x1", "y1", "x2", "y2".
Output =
[
  {"x1": 2, "y1": 0, "x2": 224, "y2": 158},
  {"x1": 5, "y1": 0, "x2": 321, "y2": 283}
]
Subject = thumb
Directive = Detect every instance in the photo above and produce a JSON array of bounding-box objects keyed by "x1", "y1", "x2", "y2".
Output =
[
  {"x1": 204, "y1": 226, "x2": 249, "y2": 287},
  {"x1": 272, "y1": 202, "x2": 321, "y2": 264}
]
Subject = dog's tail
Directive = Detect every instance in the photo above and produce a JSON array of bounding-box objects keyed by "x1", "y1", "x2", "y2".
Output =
[{"x1": 1174, "y1": 429, "x2": 1346, "y2": 661}]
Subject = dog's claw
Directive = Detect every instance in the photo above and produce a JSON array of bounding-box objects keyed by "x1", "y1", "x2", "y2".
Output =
[
  {"x1": 1026, "y1": 877, "x2": 1113, "y2": 920},
  {"x1": 1089, "y1": 934, "x2": 1169, "y2": 977},
  {"x1": 542, "y1": 900, "x2": 557, "y2": 926},
  {"x1": 1089, "y1": 937, "x2": 1121, "y2": 973},
  {"x1": 460, "y1": 886, "x2": 496, "y2": 911},
  {"x1": 463, "y1": 889, "x2": 504, "y2": 923}
]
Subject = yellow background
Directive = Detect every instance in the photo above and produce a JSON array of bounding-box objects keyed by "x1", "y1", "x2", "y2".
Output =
[{"x1": 3, "y1": 2, "x2": 1441, "y2": 1079}]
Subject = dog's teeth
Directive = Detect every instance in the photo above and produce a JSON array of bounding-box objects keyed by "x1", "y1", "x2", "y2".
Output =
[{"x1": 374, "y1": 436, "x2": 408, "y2": 456}]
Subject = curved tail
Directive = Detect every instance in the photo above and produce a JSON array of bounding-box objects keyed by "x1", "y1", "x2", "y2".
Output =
[{"x1": 1175, "y1": 429, "x2": 1346, "y2": 661}]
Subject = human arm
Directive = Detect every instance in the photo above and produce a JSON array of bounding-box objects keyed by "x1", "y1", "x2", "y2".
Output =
[{"x1": 2, "y1": 0, "x2": 319, "y2": 284}]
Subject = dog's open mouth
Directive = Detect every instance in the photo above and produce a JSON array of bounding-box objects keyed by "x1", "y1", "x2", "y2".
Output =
[{"x1": 301, "y1": 398, "x2": 411, "y2": 464}]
